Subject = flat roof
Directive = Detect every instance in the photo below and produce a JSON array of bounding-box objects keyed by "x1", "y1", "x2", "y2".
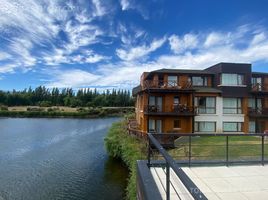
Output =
[{"x1": 151, "y1": 165, "x2": 268, "y2": 200}]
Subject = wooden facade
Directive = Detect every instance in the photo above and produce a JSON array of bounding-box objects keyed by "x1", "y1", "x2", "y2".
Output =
[{"x1": 133, "y1": 63, "x2": 268, "y2": 134}]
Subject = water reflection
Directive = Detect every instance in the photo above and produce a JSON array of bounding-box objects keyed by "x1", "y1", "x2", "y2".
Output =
[{"x1": 0, "y1": 118, "x2": 128, "y2": 200}]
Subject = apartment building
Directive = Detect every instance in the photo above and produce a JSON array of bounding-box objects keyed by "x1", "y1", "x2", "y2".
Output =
[{"x1": 132, "y1": 62, "x2": 268, "y2": 134}]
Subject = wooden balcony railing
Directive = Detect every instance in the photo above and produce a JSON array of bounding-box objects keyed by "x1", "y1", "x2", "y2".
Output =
[
  {"x1": 251, "y1": 83, "x2": 268, "y2": 92},
  {"x1": 144, "y1": 104, "x2": 196, "y2": 116},
  {"x1": 143, "y1": 80, "x2": 192, "y2": 90},
  {"x1": 248, "y1": 107, "x2": 268, "y2": 116}
]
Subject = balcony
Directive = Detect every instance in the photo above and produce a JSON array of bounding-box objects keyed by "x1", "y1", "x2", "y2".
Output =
[
  {"x1": 248, "y1": 107, "x2": 268, "y2": 117},
  {"x1": 251, "y1": 83, "x2": 268, "y2": 93},
  {"x1": 143, "y1": 80, "x2": 193, "y2": 92},
  {"x1": 144, "y1": 104, "x2": 196, "y2": 116}
]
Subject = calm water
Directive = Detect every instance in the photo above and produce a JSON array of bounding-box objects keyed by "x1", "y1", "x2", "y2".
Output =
[{"x1": 0, "y1": 118, "x2": 128, "y2": 200}]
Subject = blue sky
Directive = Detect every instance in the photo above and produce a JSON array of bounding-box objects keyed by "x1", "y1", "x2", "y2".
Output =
[{"x1": 0, "y1": 0, "x2": 268, "y2": 90}]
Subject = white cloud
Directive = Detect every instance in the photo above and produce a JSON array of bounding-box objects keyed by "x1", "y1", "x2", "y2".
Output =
[
  {"x1": 251, "y1": 32, "x2": 266, "y2": 46},
  {"x1": 92, "y1": 0, "x2": 106, "y2": 17},
  {"x1": 119, "y1": 0, "x2": 130, "y2": 11},
  {"x1": 116, "y1": 37, "x2": 166, "y2": 61},
  {"x1": 169, "y1": 34, "x2": 198, "y2": 54},
  {"x1": 204, "y1": 32, "x2": 225, "y2": 48},
  {"x1": 46, "y1": 69, "x2": 102, "y2": 88},
  {"x1": 0, "y1": 63, "x2": 18, "y2": 73},
  {"x1": 119, "y1": 0, "x2": 149, "y2": 19},
  {"x1": 0, "y1": 52, "x2": 11, "y2": 60}
]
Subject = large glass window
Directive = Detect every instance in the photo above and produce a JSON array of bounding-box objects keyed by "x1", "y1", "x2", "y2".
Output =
[
  {"x1": 248, "y1": 98, "x2": 262, "y2": 109},
  {"x1": 167, "y1": 76, "x2": 178, "y2": 87},
  {"x1": 249, "y1": 121, "x2": 256, "y2": 133},
  {"x1": 223, "y1": 98, "x2": 242, "y2": 114},
  {"x1": 195, "y1": 97, "x2": 216, "y2": 114},
  {"x1": 252, "y1": 77, "x2": 262, "y2": 90},
  {"x1": 149, "y1": 119, "x2": 162, "y2": 133},
  {"x1": 191, "y1": 76, "x2": 208, "y2": 86},
  {"x1": 223, "y1": 122, "x2": 242, "y2": 132},
  {"x1": 149, "y1": 96, "x2": 162, "y2": 112},
  {"x1": 195, "y1": 122, "x2": 216, "y2": 132},
  {"x1": 221, "y1": 73, "x2": 244, "y2": 86}
]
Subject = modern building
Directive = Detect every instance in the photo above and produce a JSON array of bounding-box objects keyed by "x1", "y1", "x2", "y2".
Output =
[{"x1": 132, "y1": 62, "x2": 268, "y2": 134}]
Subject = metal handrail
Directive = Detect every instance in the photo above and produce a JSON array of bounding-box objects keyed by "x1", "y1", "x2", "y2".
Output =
[
  {"x1": 148, "y1": 133, "x2": 207, "y2": 200},
  {"x1": 143, "y1": 80, "x2": 193, "y2": 90}
]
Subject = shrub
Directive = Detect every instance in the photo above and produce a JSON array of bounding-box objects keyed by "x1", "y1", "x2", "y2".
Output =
[
  {"x1": 105, "y1": 120, "x2": 146, "y2": 200},
  {"x1": 0, "y1": 105, "x2": 8, "y2": 111},
  {"x1": 26, "y1": 107, "x2": 45, "y2": 112},
  {"x1": 39, "y1": 101, "x2": 52, "y2": 107}
]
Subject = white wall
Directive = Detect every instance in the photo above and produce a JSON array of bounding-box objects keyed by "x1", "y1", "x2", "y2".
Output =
[{"x1": 195, "y1": 97, "x2": 245, "y2": 133}]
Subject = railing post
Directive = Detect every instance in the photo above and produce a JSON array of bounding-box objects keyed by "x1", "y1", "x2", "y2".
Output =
[
  {"x1": 148, "y1": 138, "x2": 151, "y2": 167},
  {"x1": 226, "y1": 136, "x2": 229, "y2": 166},
  {"x1": 189, "y1": 136, "x2": 192, "y2": 167},
  {"x1": 262, "y1": 135, "x2": 264, "y2": 166},
  {"x1": 166, "y1": 162, "x2": 170, "y2": 200}
]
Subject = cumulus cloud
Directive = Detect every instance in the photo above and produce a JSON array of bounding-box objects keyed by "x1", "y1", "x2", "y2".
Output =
[
  {"x1": 116, "y1": 37, "x2": 166, "y2": 61},
  {"x1": 169, "y1": 34, "x2": 198, "y2": 53},
  {"x1": 46, "y1": 69, "x2": 102, "y2": 88}
]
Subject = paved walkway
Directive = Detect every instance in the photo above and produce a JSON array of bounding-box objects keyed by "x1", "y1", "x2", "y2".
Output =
[{"x1": 151, "y1": 165, "x2": 268, "y2": 200}]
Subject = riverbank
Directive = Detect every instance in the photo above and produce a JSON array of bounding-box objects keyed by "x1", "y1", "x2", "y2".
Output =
[
  {"x1": 0, "y1": 106, "x2": 134, "y2": 118},
  {"x1": 104, "y1": 118, "x2": 147, "y2": 200}
]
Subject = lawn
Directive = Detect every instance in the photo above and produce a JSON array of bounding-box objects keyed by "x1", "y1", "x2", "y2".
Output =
[{"x1": 165, "y1": 135, "x2": 268, "y2": 162}]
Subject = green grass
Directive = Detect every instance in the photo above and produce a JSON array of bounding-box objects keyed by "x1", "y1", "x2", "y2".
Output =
[
  {"x1": 168, "y1": 136, "x2": 268, "y2": 161},
  {"x1": 0, "y1": 107, "x2": 134, "y2": 118},
  {"x1": 105, "y1": 119, "x2": 146, "y2": 200}
]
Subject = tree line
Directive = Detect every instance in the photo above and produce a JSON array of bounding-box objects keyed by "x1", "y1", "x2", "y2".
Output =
[{"x1": 0, "y1": 86, "x2": 134, "y2": 107}]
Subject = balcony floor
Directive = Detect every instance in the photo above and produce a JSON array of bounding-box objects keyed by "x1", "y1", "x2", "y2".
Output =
[{"x1": 151, "y1": 165, "x2": 268, "y2": 200}]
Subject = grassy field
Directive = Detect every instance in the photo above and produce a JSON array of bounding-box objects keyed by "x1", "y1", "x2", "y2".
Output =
[
  {"x1": 166, "y1": 135, "x2": 268, "y2": 162},
  {"x1": 0, "y1": 106, "x2": 134, "y2": 118}
]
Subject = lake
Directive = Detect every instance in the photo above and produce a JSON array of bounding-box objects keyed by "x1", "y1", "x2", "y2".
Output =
[{"x1": 0, "y1": 118, "x2": 128, "y2": 200}]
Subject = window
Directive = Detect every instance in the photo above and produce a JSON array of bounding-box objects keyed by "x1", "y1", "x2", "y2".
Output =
[
  {"x1": 149, "y1": 119, "x2": 162, "y2": 133},
  {"x1": 174, "y1": 120, "x2": 181, "y2": 129},
  {"x1": 251, "y1": 77, "x2": 262, "y2": 91},
  {"x1": 174, "y1": 96, "x2": 180, "y2": 105},
  {"x1": 149, "y1": 96, "x2": 162, "y2": 112},
  {"x1": 221, "y1": 73, "x2": 244, "y2": 86},
  {"x1": 223, "y1": 98, "x2": 242, "y2": 114},
  {"x1": 248, "y1": 98, "x2": 262, "y2": 109},
  {"x1": 167, "y1": 76, "x2": 178, "y2": 87},
  {"x1": 249, "y1": 121, "x2": 256, "y2": 133},
  {"x1": 223, "y1": 122, "x2": 242, "y2": 132},
  {"x1": 191, "y1": 76, "x2": 208, "y2": 86},
  {"x1": 195, "y1": 97, "x2": 216, "y2": 114},
  {"x1": 195, "y1": 122, "x2": 216, "y2": 132}
]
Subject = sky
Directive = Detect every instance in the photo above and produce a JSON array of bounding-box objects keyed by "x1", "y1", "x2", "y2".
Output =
[{"x1": 0, "y1": 0, "x2": 268, "y2": 91}]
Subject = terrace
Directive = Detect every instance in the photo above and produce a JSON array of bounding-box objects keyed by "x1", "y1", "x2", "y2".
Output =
[
  {"x1": 248, "y1": 107, "x2": 268, "y2": 117},
  {"x1": 142, "y1": 80, "x2": 194, "y2": 92},
  {"x1": 144, "y1": 105, "x2": 196, "y2": 116},
  {"x1": 137, "y1": 133, "x2": 268, "y2": 200}
]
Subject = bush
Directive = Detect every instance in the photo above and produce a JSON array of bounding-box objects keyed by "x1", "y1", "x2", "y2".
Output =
[
  {"x1": 27, "y1": 107, "x2": 45, "y2": 112},
  {"x1": 105, "y1": 120, "x2": 146, "y2": 199},
  {"x1": 47, "y1": 107, "x2": 60, "y2": 112},
  {"x1": 39, "y1": 101, "x2": 52, "y2": 107},
  {"x1": 0, "y1": 105, "x2": 8, "y2": 111},
  {"x1": 77, "y1": 107, "x2": 87, "y2": 112}
]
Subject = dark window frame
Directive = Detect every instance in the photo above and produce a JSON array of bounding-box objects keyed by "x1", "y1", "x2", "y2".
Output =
[
  {"x1": 223, "y1": 98, "x2": 242, "y2": 114},
  {"x1": 223, "y1": 122, "x2": 243, "y2": 132},
  {"x1": 190, "y1": 76, "x2": 208, "y2": 86},
  {"x1": 194, "y1": 121, "x2": 216, "y2": 132},
  {"x1": 195, "y1": 96, "x2": 216, "y2": 114},
  {"x1": 220, "y1": 73, "x2": 245, "y2": 86}
]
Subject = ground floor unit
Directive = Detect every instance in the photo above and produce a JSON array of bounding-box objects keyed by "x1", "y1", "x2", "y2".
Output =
[{"x1": 137, "y1": 115, "x2": 268, "y2": 134}]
